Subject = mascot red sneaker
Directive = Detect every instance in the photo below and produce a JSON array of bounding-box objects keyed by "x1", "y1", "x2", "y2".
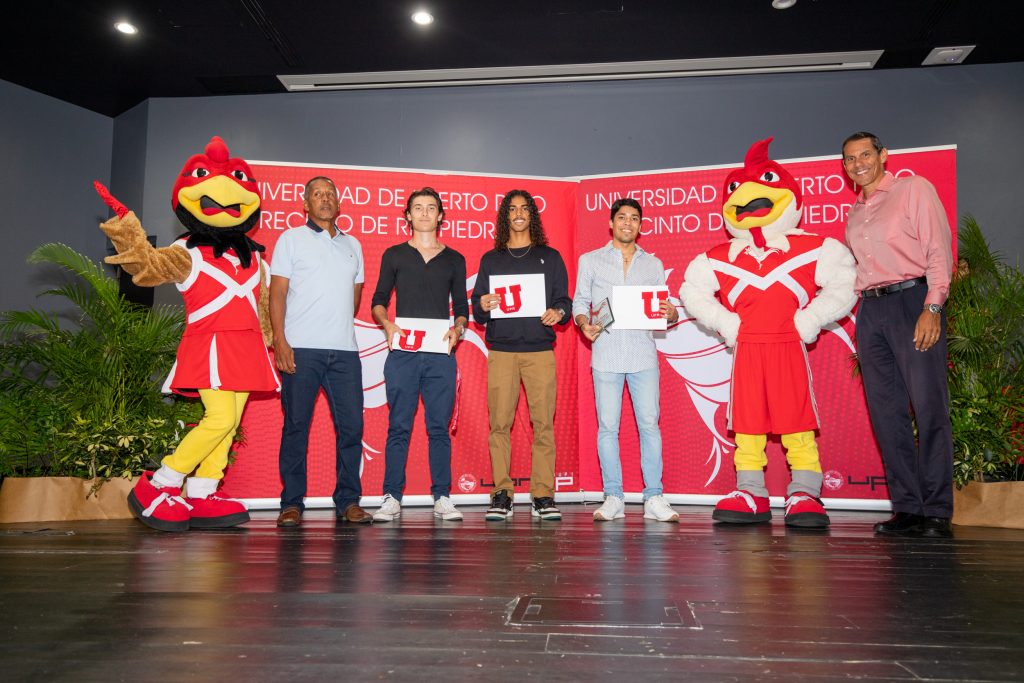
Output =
[
  {"x1": 679, "y1": 138, "x2": 857, "y2": 528},
  {"x1": 95, "y1": 136, "x2": 278, "y2": 531}
]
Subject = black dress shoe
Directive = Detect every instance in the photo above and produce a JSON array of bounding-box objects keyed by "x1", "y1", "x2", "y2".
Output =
[
  {"x1": 920, "y1": 516, "x2": 953, "y2": 538},
  {"x1": 873, "y1": 512, "x2": 925, "y2": 535}
]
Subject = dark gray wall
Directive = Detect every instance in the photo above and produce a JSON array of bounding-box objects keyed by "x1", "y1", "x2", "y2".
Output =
[
  {"x1": 0, "y1": 80, "x2": 113, "y2": 312},
  {"x1": 1, "y1": 62, "x2": 1021, "y2": 310},
  {"x1": 131, "y1": 62, "x2": 1023, "y2": 267}
]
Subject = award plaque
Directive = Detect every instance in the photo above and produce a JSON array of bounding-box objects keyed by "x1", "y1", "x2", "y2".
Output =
[
  {"x1": 489, "y1": 273, "x2": 546, "y2": 319},
  {"x1": 611, "y1": 285, "x2": 670, "y2": 331},
  {"x1": 590, "y1": 297, "x2": 614, "y2": 334},
  {"x1": 392, "y1": 317, "x2": 453, "y2": 354}
]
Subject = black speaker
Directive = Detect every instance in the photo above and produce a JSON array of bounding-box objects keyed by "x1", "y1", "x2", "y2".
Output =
[{"x1": 106, "y1": 235, "x2": 157, "y2": 308}]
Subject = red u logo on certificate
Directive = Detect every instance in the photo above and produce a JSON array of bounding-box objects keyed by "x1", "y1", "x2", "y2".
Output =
[
  {"x1": 495, "y1": 284, "x2": 523, "y2": 314},
  {"x1": 397, "y1": 329, "x2": 425, "y2": 351},
  {"x1": 641, "y1": 290, "x2": 668, "y2": 320}
]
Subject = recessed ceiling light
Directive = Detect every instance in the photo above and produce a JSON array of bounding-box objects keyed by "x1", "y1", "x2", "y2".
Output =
[
  {"x1": 411, "y1": 10, "x2": 433, "y2": 26},
  {"x1": 922, "y1": 45, "x2": 975, "y2": 66},
  {"x1": 772, "y1": 0, "x2": 797, "y2": 8},
  {"x1": 115, "y1": 21, "x2": 138, "y2": 35}
]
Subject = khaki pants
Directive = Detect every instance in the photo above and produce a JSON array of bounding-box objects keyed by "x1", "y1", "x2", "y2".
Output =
[{"x1": 487, "y1": 350, "x2": 557, "y2": 499}]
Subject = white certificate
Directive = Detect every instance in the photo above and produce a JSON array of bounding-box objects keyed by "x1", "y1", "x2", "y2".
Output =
[
  {"x1": 488, "y1": 273, "x2": 547, "y2": 319},
  {"x1": 611, "y1": 285, "x2": 670, "y2": 330},
  {"x1": 392, "y1": 317, "x2": 453, "y2": 354}
]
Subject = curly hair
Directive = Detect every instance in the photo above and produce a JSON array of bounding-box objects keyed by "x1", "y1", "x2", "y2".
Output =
[{"x1": 494, "y1": 190, "x2": 548, "y2": 250}]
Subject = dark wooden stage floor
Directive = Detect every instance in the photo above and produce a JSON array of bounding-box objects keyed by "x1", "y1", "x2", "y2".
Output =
[{"x1": 3, "y1": 504, "x2": 1024, "y2": 682}]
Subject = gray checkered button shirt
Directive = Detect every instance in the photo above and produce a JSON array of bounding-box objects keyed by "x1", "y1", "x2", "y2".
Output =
[{"x1": 573, "y1": 241, "x2": 667, "y2": 373}]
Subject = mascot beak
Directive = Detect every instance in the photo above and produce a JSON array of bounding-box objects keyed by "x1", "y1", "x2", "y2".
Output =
[
  {"x1": 177, "y1": 176, "x2": 260, "y2": 229},
  {"x1": 723, "y1": 182, "x2": 795, "y2": 231}
]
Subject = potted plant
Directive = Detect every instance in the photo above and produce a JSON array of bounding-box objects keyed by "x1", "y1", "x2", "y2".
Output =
[
  {"x1": 948, "y1": 217, "x2": 1024, "y2": 528},
  {"x1": 0, "y1": 243, "x2": 202, "y2": 522}
]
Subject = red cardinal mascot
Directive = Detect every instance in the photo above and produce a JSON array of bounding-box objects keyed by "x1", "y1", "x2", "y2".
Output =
[
  {"x1": 95, "y1": 136, "x2": 278, "y2": 532},
  {"x1": 679, "y1": 138, "x2": 857, "y2": 528}
]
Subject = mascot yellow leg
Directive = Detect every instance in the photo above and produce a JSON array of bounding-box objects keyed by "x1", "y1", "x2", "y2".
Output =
[
  {"x1": 781, "y1": 430, "x2": 821, "y2": 473},
  {"x1": 163, "y1": 389, "x2": 248, "y2": 480},
  {"x1": 781, "y1": 430, "x2": 830, "y2": 528},
  {"x1": 734, "y1": 433, "x2": 768, "y2": 471}
]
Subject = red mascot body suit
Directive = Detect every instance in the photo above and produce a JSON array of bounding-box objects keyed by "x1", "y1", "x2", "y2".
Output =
[
  {"x1": 95, "y1": 136, "x2": 278, "y2": 532},
  {"x1": 680, "y1": 138, "x2": 857, "y2": 527}
]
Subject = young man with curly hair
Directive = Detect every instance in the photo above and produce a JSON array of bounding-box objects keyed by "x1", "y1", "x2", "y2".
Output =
[{"x1": 471, "y1": 190, "x2": 571, "y2": 521}]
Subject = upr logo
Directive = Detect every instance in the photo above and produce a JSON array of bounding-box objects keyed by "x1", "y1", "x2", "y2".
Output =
[
  {"x1": 823, "y1": 469, "x2": 844, "y2": 491},
  {"x1": 397, "y1": 329, "x2": 425, "y2": 351},
  {"x1": 641, "y1": 290, "x2": 668, "y2": 320},
  {"x1": 495, "y1": 284, "x2": 523, "y2": 314}
]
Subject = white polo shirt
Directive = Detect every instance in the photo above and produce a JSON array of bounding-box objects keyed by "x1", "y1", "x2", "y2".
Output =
[{"x1": 270, "y1": 220, "x2": 364, "y2": 351}]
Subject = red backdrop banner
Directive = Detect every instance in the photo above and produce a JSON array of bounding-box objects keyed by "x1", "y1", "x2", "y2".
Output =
[
  {"x1": 223, "y1": 165, "x2": 580, "y2": 502},
  {"x1": 575, "y1": 147, "x2": 957, "y2": 502},
  {"x1": 220, "y1": 147, "x2": 956, "y2": 506}
]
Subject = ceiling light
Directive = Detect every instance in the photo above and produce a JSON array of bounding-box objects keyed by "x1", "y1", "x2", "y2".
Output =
[
  {"x1": 921, "y1": 45, "x2": 975, "y2": 66},
  {"x1": 772, "y1": 0, "x2": 797, "y2": 8},
  {"x1": 114, "y1": 21, "x2": 138, "y2": 35},
  {"x1": 280, "y1": 51, "x2": 884, "y2": 92},
  {"x1": 411, "y1": 10, "x2": 433, "y2": 26}
]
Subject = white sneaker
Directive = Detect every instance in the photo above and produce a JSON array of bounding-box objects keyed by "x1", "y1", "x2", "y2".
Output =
[
  {"x1": 643, "y1": 494, "x2": 680, "y2": 522},
  {"x1": 593, "y1": 495, "x2": 625, "y2": 521},
  {"x1": 433, "y1": 496, "x2": 463, "y2": 521},
  {"x1": 373, "y1": 494, "x2": 401, "y2": 522}
]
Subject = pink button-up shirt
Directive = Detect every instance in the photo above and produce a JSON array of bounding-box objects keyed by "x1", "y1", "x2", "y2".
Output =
[{"x1": 845, "y1": 172, "x2": 953, "y2": 306}]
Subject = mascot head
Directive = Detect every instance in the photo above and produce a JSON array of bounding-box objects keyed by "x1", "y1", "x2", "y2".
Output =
[
  {"x1": 172, "y1": 136, "x2": 264, "y2": 267},
  {"x1": 721, "y1": 137, "x2": 803, "y2": 248}
]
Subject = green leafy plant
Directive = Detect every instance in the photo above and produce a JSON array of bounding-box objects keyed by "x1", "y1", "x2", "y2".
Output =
[
  {"x1": 0, "y1": 243, "x2": 203, "y2": 484},
  {"x1": 947, "y1": 217, "x2": 1024, "y2": 486}
]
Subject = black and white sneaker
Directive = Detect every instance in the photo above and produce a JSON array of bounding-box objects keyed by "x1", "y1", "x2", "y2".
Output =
[
  {"x1": 485, "y1": 490, "x2": 513, "y2": 521},
  {"x1": 531, "y1": 497, "x2": 561, "y2": 521}
]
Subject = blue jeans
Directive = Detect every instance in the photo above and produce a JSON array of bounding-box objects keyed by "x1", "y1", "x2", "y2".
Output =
[
  {"x1": 593, "y1": 367, "x2": 663, "y2": 500},
  {"x1": 382, "y1": 350, "x2": 457, "y2": 501},
  {"x1": 279, "y1": 348, "x2": 364, "y2": 512}
]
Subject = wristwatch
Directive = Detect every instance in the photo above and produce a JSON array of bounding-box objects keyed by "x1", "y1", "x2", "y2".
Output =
[{"x1": 925, "y1": 303, "x2": 943, "y2": 314}]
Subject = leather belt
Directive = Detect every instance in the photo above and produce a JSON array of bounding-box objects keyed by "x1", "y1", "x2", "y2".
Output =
[{"x1": 860, "y1": 276, "x2": 927, "y2": 298}]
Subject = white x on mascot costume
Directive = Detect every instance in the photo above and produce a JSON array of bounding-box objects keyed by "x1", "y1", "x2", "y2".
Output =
[
  {"x1": 95, "y1": 136, "x2": 279, "y2": 532},
  {"x1": 679, "y1": 138, "x2": 856, "y2": 527}
]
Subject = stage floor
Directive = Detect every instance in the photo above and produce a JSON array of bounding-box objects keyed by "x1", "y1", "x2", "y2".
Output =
[{"x1": 3, "y1": 504, "x2": 1024, "y2": 682}]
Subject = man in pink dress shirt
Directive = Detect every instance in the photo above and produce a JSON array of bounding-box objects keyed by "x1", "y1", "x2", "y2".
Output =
[{"x1": 842, "y1": 131, "x2": 955, "y2": 538}]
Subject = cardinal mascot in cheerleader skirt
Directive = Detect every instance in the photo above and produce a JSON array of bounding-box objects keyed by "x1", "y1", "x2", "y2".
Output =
[
  {"x1": 679, "y1": 138, "x2": 857, "y2": 528},
  {"x1": 95, "y1": 136, "x2": 279, "y2": 531}
]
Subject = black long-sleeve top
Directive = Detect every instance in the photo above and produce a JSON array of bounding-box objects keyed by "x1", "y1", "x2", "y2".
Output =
[
  {"x1": 371, "y1": 242, "x2": 469, "y2": 321},
  {"x1": 470, "y1": 245, "x2": 571, "y2": 352}
]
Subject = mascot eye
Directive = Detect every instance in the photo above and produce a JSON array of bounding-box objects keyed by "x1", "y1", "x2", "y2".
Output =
[
  {"x1": 232, "y1": 169, "x2": 250, "y2": 182},
  {"x1": 190, "y1": 168, "x2": 209, "y2": 178},
  {"x1": 760, "y1": 171, "x2": 779, "y2": 183},
  {"x1": 727, "y1": 181, "x2": 741, "y2": 193}
]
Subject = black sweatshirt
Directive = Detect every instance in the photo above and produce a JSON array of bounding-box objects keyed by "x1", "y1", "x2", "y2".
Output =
[{"x1": 470, "y1": 244, "x2": 571, "y2": 352}]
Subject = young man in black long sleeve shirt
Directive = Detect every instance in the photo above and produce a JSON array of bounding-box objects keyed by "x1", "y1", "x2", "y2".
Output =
[
  {"x1": 371, "y1": 187, "x2": 469, "y2": 522},
  {"x1": 471, "y1": 190, "x2": 571, "y2": 521}
]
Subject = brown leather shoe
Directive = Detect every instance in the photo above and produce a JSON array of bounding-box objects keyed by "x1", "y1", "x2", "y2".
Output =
[
  {"x1": 339, "y1": 503, "x2": 372, "y2": 524},
  {"x1": 276, "y1": 506, "x2": 302, "y2": 527}
]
